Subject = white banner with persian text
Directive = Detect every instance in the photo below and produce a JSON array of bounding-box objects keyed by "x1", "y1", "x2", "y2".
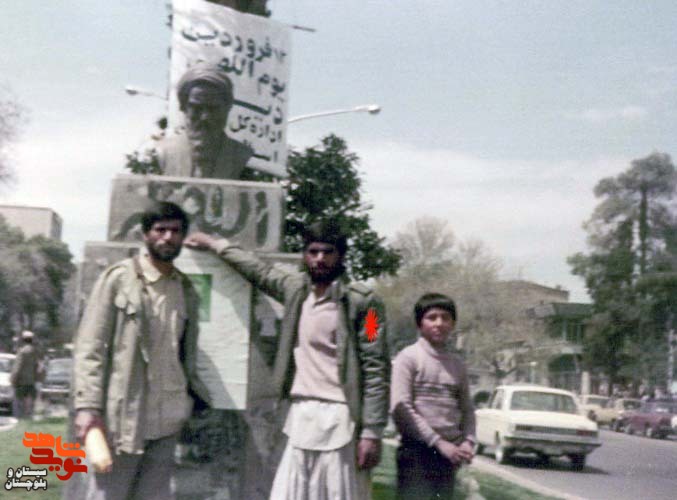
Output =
[
  {"x1": 170, "y1": 0, "x2": 291, "y2": 177},
  {"x1": 175, "y1": 249, "x2": 252, "y2": 410}
]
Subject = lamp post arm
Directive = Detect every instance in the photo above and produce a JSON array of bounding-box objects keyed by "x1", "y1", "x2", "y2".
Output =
[{"x1": 288, "y1": 105, "x2": 380, "y2": 124}]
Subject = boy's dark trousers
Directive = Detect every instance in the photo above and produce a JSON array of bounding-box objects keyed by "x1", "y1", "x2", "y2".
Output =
[{"x1": 396, "y1": 438, "x2": 458, "y2": 499}]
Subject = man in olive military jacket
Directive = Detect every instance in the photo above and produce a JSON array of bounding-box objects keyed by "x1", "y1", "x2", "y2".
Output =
[
  {"x1": 73, "y1": 202, "x2": 210, "y2": 500},
  {"x1": 185, "y1": 219, "x2": 389, "y2": 499}
]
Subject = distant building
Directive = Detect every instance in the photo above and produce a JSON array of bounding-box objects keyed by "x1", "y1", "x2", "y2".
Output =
[
  {"x1": 526, "y1": 302, "x2": 592, "y2": 392},
  {"x1": 0, "y1": 204, "x2": 63, "y2": 240},
  {"x1": 468, "y1": 279, "x2": 592, "y2": 396},
  {"x1": 499, "y1": 279, "x2": 569, "y2": 305}
]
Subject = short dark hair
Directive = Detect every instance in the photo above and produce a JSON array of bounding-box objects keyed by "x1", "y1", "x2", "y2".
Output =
[
  {"x1": 141, "y1": 201, "x2": 189, "y2": 235},
  {"x1": 414, "y1": 293, "x2": 457, "y2": 326},
  {"x1": 301, "y1": 219, "x2": 348, "y2": 255}
]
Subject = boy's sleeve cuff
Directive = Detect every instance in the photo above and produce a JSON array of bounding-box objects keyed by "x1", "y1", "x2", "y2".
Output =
[
  {"x1": 360, "y1": 425, "x2": 385, "y2": 440},
  {"x1": 427, "y1": 434, "x2": 442, "y2": 448}
]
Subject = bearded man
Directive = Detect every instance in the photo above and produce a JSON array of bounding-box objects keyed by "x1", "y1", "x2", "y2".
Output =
[
  {"x1": 73, "y1": 202, "x2": 210, "y2": 500},
  {"x1": 185, "y1": 219, "x2": 389, "y2": 499}
]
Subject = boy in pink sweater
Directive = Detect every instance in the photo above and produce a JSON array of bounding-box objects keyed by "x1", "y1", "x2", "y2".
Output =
[{"x1": 391, "y1": 293, "x2": 476, "y2": 499}]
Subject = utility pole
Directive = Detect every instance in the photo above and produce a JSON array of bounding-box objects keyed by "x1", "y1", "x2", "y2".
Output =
[
  {"x1": 668, "y1": 312, "x2": 675, "y2": 393},
  {"x1": 207, "y1": 0, "x2": 269, "y2": 16}
]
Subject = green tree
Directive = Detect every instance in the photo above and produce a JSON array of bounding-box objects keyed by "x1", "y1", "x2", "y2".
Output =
[
  {"x1": 283, "y1": 134, "x2": 401, "y2": 280},
  {"x1": 569, "y1": 152, "x2": 677, "y2": 391},
  {"x1": 124, "y1": 117, "x2": 165, "y2": 175},
  {"x1": 0, "y1": 216, "x2": 75, "y2": 348}
]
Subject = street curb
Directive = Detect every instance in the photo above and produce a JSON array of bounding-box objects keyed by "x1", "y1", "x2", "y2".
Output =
[
  {"x1": 383, "y1": 438, "x2": 586, "y2": 500},
  {"x1": 469, "y1": 456, "x2": 587, "y2": 500}
]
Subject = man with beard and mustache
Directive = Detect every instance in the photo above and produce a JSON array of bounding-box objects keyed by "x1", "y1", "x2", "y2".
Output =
[
  {"x1": 158, "y1": 64, "x2": 254, "y2": 180},
  {"x1": 184, "y1": 219, "x2": 389, "y2": 500},
  {"x1": 73, "y1": 202, "x2": 210, "y2": 500}
]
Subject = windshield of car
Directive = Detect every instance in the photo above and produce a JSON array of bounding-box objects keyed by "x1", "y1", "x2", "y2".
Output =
[
  {"x1": 46, "y1": 359, "x2": 72, "y2": 378},
  {"x1": 510, "y1": 391, "x2": 578, "y2": 414},
  {"x1": 586, "y1": 396, "x2": 609, "y2": 407},
  {"x1": 622, "y1": 400, "x2": 641, "y2": 410},
  {"x1": 0, "y1": 358, "x2": 12, "y2": 372}
]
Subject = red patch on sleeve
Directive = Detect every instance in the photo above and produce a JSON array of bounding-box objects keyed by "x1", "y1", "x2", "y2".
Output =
[{"x1": 364, "y1": 308, "x2": 379, "y2": 342}]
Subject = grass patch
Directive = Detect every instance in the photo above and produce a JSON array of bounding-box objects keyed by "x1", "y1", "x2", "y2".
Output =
[
  {"x1": 1, "y1": 421, "x2": 558, "y2": 499},
  {"x1": 373, "y1": 442, "x2": 558, "y2": 500},
  {"x1": 470, "y1": 470, "x2": 558, "y2": 500},
  {"x1": 0, "y1": 417, "x2": 68, "y2": 500}
]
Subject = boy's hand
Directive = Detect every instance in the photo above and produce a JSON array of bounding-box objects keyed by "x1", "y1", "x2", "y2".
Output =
[
  {"x1": 357, "y1": 438, "x2": 381, "y2": 469},
  {"x1": 435, "y1": 439, "x2": 474, "y2": 465},
  {"x1": 184, "y1": 232, "x2": 217, "y2": 251},
  {"x1": 458, "y1": 440, "x2": 475, "y2": 463}
]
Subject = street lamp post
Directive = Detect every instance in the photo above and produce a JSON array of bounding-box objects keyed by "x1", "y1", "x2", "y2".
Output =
[
  {"x1": 124, "y1": 86, "x2": 381, "y2": 125},
  {"x1": 124, "y1": 86, "x2": 167, "y2": 100},
  {"x1": 529, "y1": 361, "x2": 538, "y2": 384},
  {"x1": 287, "y1": 104, "x2": 381, "y2": 124}
]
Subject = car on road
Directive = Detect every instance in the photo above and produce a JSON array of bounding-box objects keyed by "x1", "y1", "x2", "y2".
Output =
[
  {"x1": 578, "y1": 394, "x2": 613, "y2": 425},
  {"x1": 623, "y1": 400, "x2": 677, "y2": 439},
  {"x1": 38, "y1": 357, "x2": 72, "y2": 404},
  {"x1": 475, "y1": 385, "x2": 601, "y2": 470},
  {"x1": 0, "y1": 353, "x2": 16, "y2": 414},
  {"x1": 610, "y1": 398, "x2": 642, "y2": 431}
]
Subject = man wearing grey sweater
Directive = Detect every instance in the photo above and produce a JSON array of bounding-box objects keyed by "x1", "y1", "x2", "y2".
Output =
[{"x1": 391, "y1": 293, "x2": 476, "y2": 499}]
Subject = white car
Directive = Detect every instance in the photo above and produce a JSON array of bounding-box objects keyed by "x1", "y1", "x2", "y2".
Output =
[
  {"x1": 578, "y1": 394, "x2": 613, "y2": 424},
  {"x1": 0, "y1": 353, "x2": 16, "y2": 414},
  {"x1": 476, "y1": 385, "x2": 601, "y2": 470}
]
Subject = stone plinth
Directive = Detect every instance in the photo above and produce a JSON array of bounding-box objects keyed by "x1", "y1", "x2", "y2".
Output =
[{"x1": 108, "y1": 174, "x2": 284, "y2": 252}]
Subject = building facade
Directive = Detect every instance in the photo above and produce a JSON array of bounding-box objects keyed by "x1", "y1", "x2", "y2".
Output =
[
  {"x1": 0, "y1": 204, "x2": 63, "y2": 240},
  {"x1": 466, "y1": 280, "x2": 592, "y2": 398}
]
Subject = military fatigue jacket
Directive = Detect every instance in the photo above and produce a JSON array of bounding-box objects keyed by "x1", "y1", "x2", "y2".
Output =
[
  {"x1": 213, "y1": 242, "x2": 390, "y2": 438},
  {"x1": 73, "y1": 257, "x2": 210, "y2": 454}
]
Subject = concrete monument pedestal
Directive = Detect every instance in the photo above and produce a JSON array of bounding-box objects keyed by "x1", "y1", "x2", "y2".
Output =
[{"x1": 72, "y1": 176, "x2": 295, "y2": 499}]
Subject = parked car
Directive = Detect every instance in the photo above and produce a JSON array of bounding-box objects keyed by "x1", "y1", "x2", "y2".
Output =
[
  {"x1": 0, "y1": 353, "x2": 16, "y2": 414},
  {"x1": 578, "y1": 394, "x2": 613, "y2": 425},
  {"x1": 38, "y1": 357, "x2": 72, "y2": 404},
  {"x1": 623, "y1": 400, "x2": 677, "y2": 439},
  {"x1": 475, "y1": 385, "x2": 601, "y2": 470},
  {"x1": 611, "y1": 398, "x2": 642, "y2": 432}
]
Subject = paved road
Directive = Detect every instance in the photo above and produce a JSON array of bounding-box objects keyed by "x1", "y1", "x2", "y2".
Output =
[{"x1": 475, "y1": 429, "x2": 677, "y2": 500}]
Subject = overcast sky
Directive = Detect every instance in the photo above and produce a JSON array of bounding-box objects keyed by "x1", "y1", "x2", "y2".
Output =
[{"x1": 2, "y1": 0, "x2": 677, "y2": 301}]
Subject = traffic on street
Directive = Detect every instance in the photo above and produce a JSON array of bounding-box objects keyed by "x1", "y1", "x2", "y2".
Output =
[{"x1": 475, "y1": 428, "x2": 677, "y2": 500}]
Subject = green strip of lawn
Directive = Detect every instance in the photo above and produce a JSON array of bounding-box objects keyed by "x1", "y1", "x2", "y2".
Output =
[{"x1": 0, "y1": 417, "x2": 68, "y2": 499}]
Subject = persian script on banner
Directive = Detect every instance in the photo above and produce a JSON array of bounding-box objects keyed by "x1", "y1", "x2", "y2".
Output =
[
  {"x1": 170, "y1": 0, "x2": 291, "y2": 177},
  {"x1": 107, "y1": 174, "x2": 284, "y2": 252}
]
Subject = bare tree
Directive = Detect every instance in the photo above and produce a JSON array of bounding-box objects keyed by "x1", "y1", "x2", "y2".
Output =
[
  {"x1": 392, "y1": 216, "x2": 455, "y2": 267},
  {"x1": 0, "y1": 84, "x2": 26, "y2": 185},
  {"x1": 379, "y1": 216, "x2": 542, "y2": 383}
]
